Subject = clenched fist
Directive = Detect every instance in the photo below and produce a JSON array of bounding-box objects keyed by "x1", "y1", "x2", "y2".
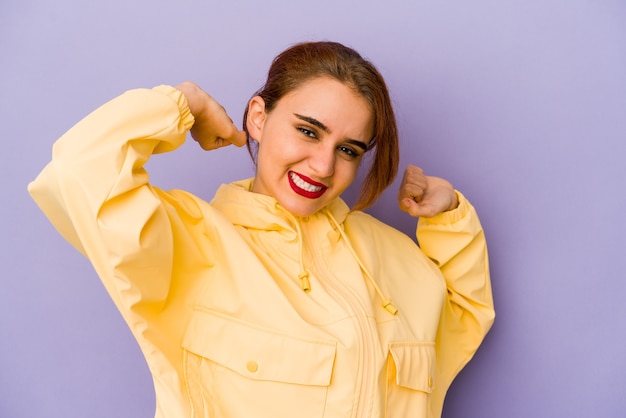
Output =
[
  {"x1": 398, "y1": 165, "x2": 459, "y2": 218},
  {"x1": 176, "y1": 81, "x2": 247, "y2": 150}
]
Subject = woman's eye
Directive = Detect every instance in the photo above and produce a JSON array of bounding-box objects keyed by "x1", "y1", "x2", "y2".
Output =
[
  {"x1": 298, "y1": 127, "x2": 317, "y2": 138},
  {"x1": 338, "y1": 146, "x2": 358, "y2": 158}
]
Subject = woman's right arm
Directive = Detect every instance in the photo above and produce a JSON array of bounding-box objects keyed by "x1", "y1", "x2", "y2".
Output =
[
  {"x1": 176, "y1": 81, "x2": 247, "y2": 150},
  {"x1": 28, "y1": 84, "x2": 244, "y2": 313}
]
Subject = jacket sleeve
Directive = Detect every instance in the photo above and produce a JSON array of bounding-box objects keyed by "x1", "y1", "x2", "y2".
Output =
[
  {"x1": 416, "y1": 191, "x2": 495, "y2": 417},
  {"x1": 28, "y1": 85, "x2": 196, "y2": 314}
]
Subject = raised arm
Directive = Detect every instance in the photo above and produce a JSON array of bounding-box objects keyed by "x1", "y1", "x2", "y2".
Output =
[
  {"x1": 397, "y1": 164, "x2": 495, "y2": 415},
  {"x1": 28, "y1": 84, "x2": 244, "y2": 313},
  {"x1": 176, "y1": 81, "x2": 246, "y2": 150}
]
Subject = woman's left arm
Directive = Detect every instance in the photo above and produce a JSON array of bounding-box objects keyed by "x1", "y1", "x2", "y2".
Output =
[{"x1": 398, "y1": 165, "x2": 495, "y2": 412}]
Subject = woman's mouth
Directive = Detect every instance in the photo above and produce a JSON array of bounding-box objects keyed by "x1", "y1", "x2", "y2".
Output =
[{"x1": 288, "y1": 171, "x2": 327, "y2": 198}]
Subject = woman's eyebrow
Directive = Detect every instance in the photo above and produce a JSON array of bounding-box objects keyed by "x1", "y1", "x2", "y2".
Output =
[
  {"x1": 294, "y1": 113, "x2": 329, "y2": 133},
  {"x1": 294, "y1": 113, "x2": 368, "y2": 151},
  {"x1": 346, "y1": 139, "x2": 368, "y2": 151}
]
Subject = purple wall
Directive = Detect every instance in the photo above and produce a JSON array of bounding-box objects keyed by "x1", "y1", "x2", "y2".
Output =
[{"x1": 2, "y1": 1, "x2": 625, "y2": 417}]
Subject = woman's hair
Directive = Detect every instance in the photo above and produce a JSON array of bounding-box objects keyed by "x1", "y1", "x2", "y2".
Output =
[{"x1": 243, "y1": 41, "x2": 399, "y2": 211}]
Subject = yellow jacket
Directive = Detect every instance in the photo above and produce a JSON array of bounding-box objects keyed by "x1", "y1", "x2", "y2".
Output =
[{"x1": 29, "y1": 85, "x2": 494, "y2": 418}]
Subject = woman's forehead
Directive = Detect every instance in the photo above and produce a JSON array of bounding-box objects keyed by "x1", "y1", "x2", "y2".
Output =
[{"x1": 275, "y1": 78, "x2": 374, "y2": 135}]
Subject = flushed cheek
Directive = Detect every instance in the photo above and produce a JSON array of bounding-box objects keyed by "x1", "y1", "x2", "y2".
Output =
[{"x1": 334, "y1": 166, "x2": 359, "y2": 192}]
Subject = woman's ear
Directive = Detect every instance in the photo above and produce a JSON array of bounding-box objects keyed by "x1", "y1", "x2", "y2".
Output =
[{"x1": 246, "y1": 96, "x2": 267, "y2": 142}]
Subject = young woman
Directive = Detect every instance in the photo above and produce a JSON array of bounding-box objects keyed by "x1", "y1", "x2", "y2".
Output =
[{"x1": 29, "y1": 41, "x2": 494, "y2": 418}]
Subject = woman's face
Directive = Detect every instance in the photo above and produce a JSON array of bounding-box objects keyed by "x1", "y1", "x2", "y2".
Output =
[{"x1": 247, "y1": 77, "x2": 374, "y2": 217}]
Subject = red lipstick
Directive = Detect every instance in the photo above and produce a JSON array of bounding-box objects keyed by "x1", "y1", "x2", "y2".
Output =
[{"x1": 288, "y1": 171, "x2": 327, "y2": 199}]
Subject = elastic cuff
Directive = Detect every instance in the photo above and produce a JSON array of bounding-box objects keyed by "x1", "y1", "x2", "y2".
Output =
[
  {"x1": 152, "y1": 85, "x2": 195, "y2": 132},
  {"x1": 418, "y1": 191, "x2": 470, "y2": 225}
]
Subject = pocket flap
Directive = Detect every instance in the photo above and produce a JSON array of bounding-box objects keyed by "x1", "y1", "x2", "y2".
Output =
[
  {"x1": 389, "y1": 342, "x2": 435, "y2": 393},
  {"x1": 182, "y1": 308, "x2": 337, "y2": 386}
]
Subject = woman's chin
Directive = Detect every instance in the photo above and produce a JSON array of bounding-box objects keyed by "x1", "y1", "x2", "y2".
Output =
[{"x1": 279, "y1": 199, "x2": 324, "y2": 218}]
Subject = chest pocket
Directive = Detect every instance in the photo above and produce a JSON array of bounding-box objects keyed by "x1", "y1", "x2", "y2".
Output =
[
  {"x1": 182, "y1": 308, "x2": 336, "y2": 418},
  {"x1": 386, "y1": 342, "x2": 436, "y2": 417}
]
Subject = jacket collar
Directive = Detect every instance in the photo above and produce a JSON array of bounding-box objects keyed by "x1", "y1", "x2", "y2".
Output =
[
  {"x1": 209, "y1": 179, "x2": 398, "y2": 316},
  {"x1": 210, "y1": 178, "x2": 351, "y2": 232}
]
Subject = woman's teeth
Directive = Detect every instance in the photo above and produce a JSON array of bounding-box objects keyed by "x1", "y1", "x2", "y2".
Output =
[{"x1": 290, "y1": 172, "x2": 323, "y2": 192}]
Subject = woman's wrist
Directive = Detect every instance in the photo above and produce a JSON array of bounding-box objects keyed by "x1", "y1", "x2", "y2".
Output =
[{"x1": 175, "y1": 81, "x2": 206, "y2": 120}]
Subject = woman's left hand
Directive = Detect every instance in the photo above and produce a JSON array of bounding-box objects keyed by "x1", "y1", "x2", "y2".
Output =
[{"x1": 398, "y1": 165, "x2": 459, "y2": 218}]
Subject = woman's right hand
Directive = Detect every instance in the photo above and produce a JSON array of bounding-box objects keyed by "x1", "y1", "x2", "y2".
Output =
[{"x1": 176, "y1": 81, "x2": 247, "y2": 150}]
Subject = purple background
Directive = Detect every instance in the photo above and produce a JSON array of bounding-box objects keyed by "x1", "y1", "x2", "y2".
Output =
[{"x1": 2, "y1": 1, "x2": 625, "y2": 417}]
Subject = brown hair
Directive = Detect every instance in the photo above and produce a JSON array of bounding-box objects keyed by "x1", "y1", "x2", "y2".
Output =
[{"x1": 243, "y1": 41, "x2": 399, "y2": 210}]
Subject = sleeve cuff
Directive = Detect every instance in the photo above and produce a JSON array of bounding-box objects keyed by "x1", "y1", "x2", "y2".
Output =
[
  {"x1": 418, "y1": 191, "x2": 471, "y2": 226},
  {"x1": 153, "y1": 84, "x2": 195, "y2": 133}
]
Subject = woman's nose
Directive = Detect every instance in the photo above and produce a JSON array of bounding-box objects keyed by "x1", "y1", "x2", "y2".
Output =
[{"x1": 308, "y1": 146, "x2": 335, "y2": 178}]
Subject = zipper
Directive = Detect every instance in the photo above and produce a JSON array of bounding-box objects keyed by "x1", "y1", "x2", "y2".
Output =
[{"x1": 301, "y1": 220, "x2": 378, "y2": 418}]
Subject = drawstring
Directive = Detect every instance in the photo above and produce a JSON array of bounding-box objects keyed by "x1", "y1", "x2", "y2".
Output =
[
  {"x1": 287, "y1": 211, "x2": 311, "y2": 293},
  {"x1": 324, "y1": 209, "x2": 398, "y2": 316},
  {"x1": 285, "y1": 205, "x2": 398, "y2": 316},
  {"x1": 298, "y1": 271, "x2": 311, "y2": 293}
]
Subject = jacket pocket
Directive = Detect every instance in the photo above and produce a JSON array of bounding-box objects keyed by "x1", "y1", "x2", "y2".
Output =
[
  {"x1": 386, "y1": 342, "x2": 435, "y2": 417},
  {"x1": 182, "y1": 308, "x2": 337, "y2": 418}
]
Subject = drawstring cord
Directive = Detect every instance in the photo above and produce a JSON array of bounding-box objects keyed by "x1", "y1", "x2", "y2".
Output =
[
  {"x1": 283, "y1": 209, "x2": 311, "y2": 293},
  {"x1": 284, "y1": 205, "x2": 398, "y2": 316},
  {"x1": 324, "y1": 209, "x2": 398, "y2": 316},
  {"x1": 298, "y1": 271, "x2": 311, "y2": 293}
]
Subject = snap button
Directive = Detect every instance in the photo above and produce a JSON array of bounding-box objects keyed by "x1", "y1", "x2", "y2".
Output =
[{"x1": 246, "y1": 361, "x2": 259, "y2": 373}]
